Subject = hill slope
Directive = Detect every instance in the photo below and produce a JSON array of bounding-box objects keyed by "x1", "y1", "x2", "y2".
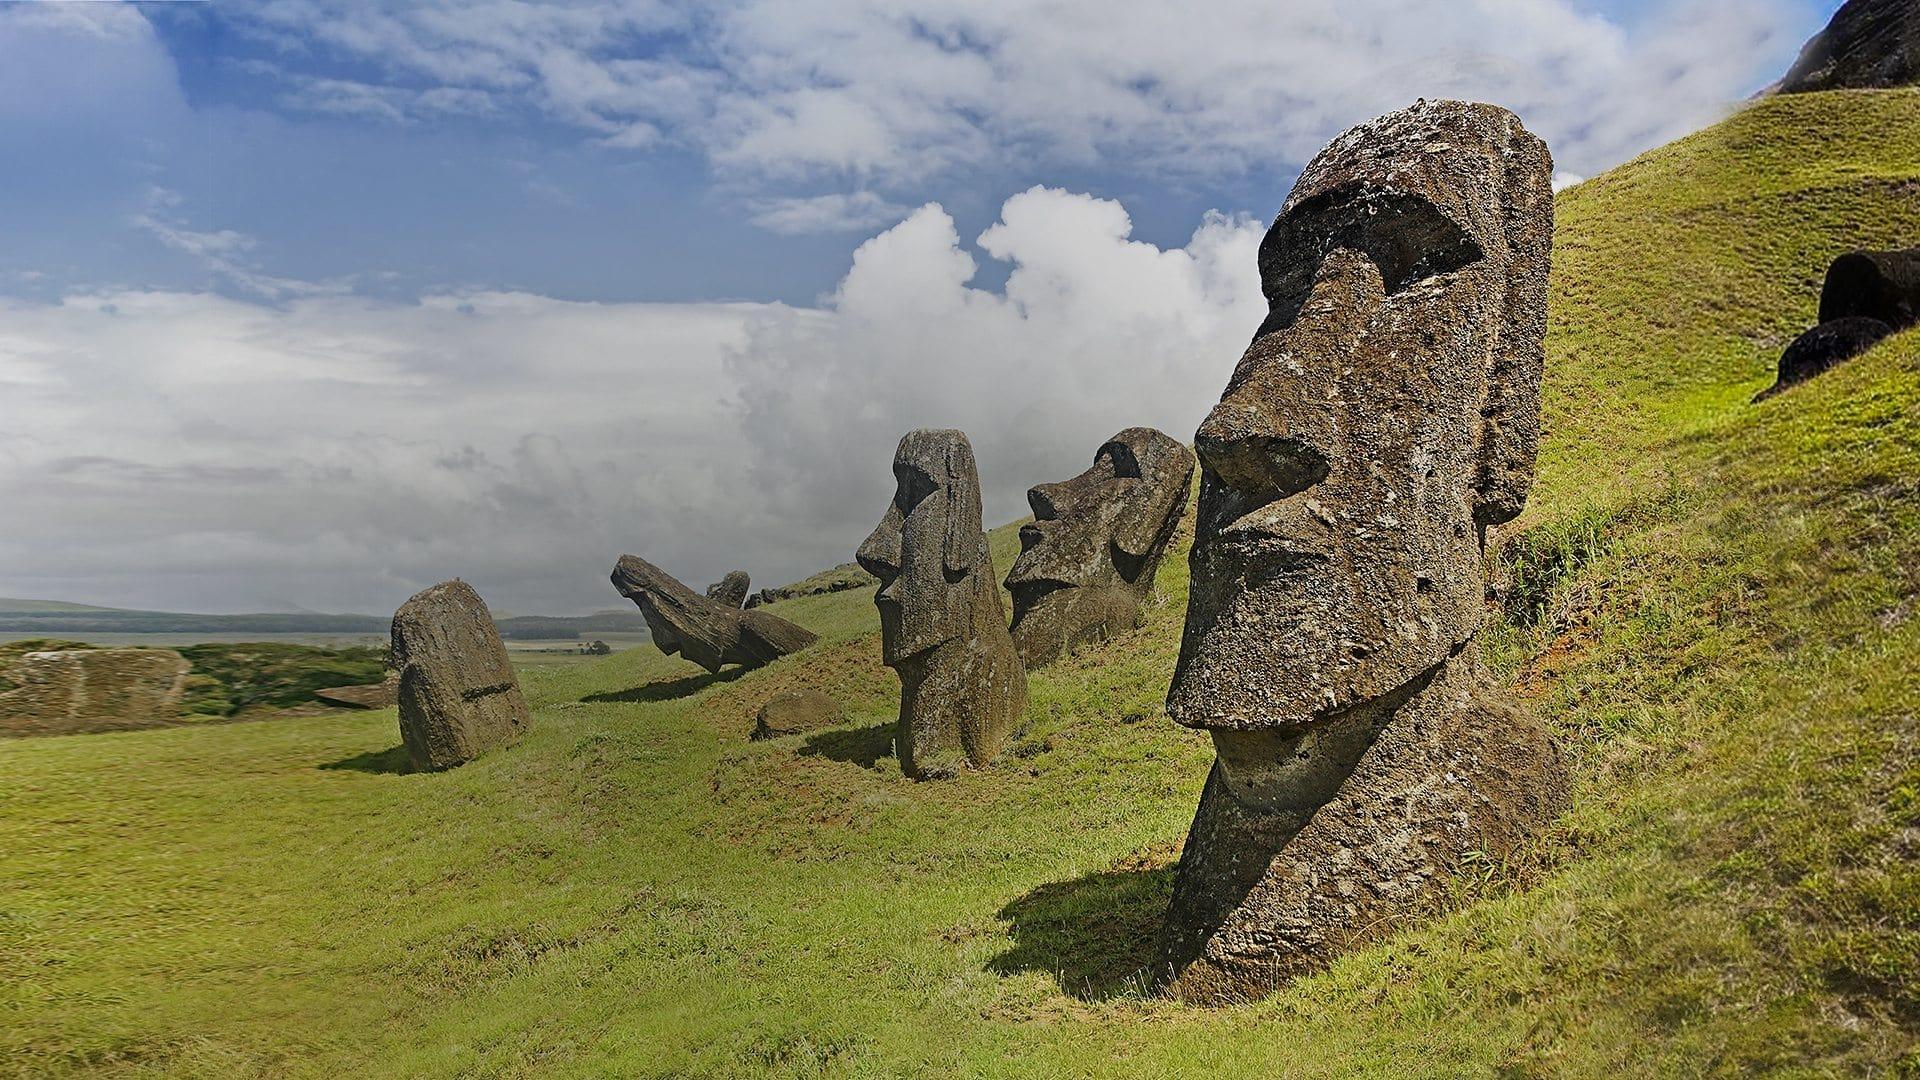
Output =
[{"x1": 2, "y1": 90, "x2": 1917, "y2": 1076}]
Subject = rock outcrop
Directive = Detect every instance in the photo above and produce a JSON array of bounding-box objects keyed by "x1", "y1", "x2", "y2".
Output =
[
  {"x1": 1006, "y1": 427, "x2": 1194, "y2": 669},
  {"x1": 750, "y1": 689, "x2": 845, "y2": 740},
  {"x1": 1158, "y1": 100, "x2": 1567, "y2": 1003},
  {"x1": 857, "y1": 429, "x2": 1026, "y2": 779},
  {"x1": 1760, "y1": 249, "x2": 1919, "y2": 399},
  {"x1": 705, "y1": 571, "x2": 751, "y2": 609},
  {"x1": 1776, "y1": 0, "x2": 1920, "y2": 94},
  {"x1": 743, "y1": 563, "x2": 879, "y2": 608},
  {"x1": 391, "y1": 580, "x2": 531, "y2": 771},
  {"x1": 611, "y1": 556, "x2": 817, "y2": 672},
  {"x1": 0, "y1": 646, "x2": 191, "y2": 736}
]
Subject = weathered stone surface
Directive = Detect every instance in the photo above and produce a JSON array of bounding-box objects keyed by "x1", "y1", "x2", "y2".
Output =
[
  {"x1": 857, "y1": 429, "x2": 1027, "y2": 779},
  {"x1": 1759, "y1": 316, "x2": 1895, "y2": 400},
  {"x1": 744, "y1": 563, "x2": 879, "y2": 608},
  {"x1": 0, "y1": 647, "x2": 191, "y2": 737},
  {"x1": 705, "y1": 570, "x2": 752, "y2": 608},
  {"x1": 1006, "y1": 427, "x2": 1195, "y2": 668},
  {"x1": 750, "y1": 689, "x2": 845, "y2": 740},
  {"x1": 1159, "y1": 100, "x2": 1567, "y2": 1003},
  {"x1": 1776, "y1": 0, "x2": 1920, "y2": 94},
  {"x1": 391, "y1": 580, "x2": 531, "y2": 771},
  {"x1": 1818, "y1": 249, "x2": 1920, "y2": 330},
  {"x1": 315, "y1": 673, "x2": 400, "y2": 710},
  {"x1": 611, "y1": 556, "x2": 817, "y2": 672}
]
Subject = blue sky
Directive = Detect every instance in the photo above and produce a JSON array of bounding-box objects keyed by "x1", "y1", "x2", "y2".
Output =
[{"x1": 0, "y1": 0, "x2": 1843, "y2": 614}]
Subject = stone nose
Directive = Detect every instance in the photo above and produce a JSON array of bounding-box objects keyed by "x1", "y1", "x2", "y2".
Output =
[
  {"x1": 1194, "y1": 402, "x2": 1331, "y2": 503},
  {"x1": 1026, "y1": 482, "x2": 1068, "y2": 521}
]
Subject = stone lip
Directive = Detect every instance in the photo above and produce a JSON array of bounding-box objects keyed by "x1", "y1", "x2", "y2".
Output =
[
  {"x1": 1775, "y1": 0, "x2": 1920, "y2": 94},
  {"x1": 391, "y1": 579, "x2": 530, "y2": 772},
  {"x1": 611, "y1": 555, "x2": 817, "y2": 673},
  {"x1": 1006, "y1": 426, "x2": 1194, "y2": 669},
  {"x1": 857, "y1": 429, "x2": 1026, "y2": 779}
]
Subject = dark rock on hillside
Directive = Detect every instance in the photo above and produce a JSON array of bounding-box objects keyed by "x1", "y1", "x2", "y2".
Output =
[
  {"x1": 391, "y1": 580, "x2": 531, "y2": 771},
  {"x1": 1760, "y1": 316, "x2": 1895, "y2": 400},
  {"x1": 315, "y1": 674, "x2": 400, "y2": 710},
  {"x1": 1006, "y1": 427, "x2": 1194, "y2": 669},
  {"x1": 857, "y1": 429, "x2": 1026, "y2": 780},
  {"x1": 0, "y1": 645, "x2": 192, "y2": 737},
  {"x1": 750, "y1": 689, "x2": 845, "y2": 740},
  {"x1": 1776, "y1": 0, "x2": 1920, "y2": 94},
  {"x1": 1819, "y1": 249, "x2": 1920, "y2": 328},
  {"x1": 743, "y1": 563, "x2": 879, "y2": 608},
  {"x1": 611, "y1": 556, "x2": 817, "y2": 673},
  {"x1": 1158, "y1": 99, "x2": 1567, "y2": 1004}
]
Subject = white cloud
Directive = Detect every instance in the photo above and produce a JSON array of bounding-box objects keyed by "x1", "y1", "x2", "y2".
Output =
[
  {"x1": 0, "y1": 190, "x2": 1263, "y2": 615},
  {"x1": 745, "y1": 191, "x2": 910, "y2": 235},
  {"x1": 131, "y1": 187, "x2": 351, "y2": 301},
  {"x1": 226, "y1": 0, "x2": 1810, "y2": 190}
]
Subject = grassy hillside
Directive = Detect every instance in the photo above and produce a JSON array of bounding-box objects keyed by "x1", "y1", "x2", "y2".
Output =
[{"x1": 3, "y1": 89, "x2": 1918, "y2": 1077}]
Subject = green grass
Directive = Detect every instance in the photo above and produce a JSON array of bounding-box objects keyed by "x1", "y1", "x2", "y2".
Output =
[{"x1": 4, "y1": 89, "x2": 1920, "y2": 1076}]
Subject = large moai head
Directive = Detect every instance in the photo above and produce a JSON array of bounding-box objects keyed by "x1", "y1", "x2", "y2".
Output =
[
  {"x1": 857, "y1": 429, "x2": 1026, "y2": 778},
  {"x1": 1005, "y1": 427, "x2": 1195, "y2": 668},
  {"x1": 391, "y1": 579, "x2": 531, "y2": 772},
  {"x1": 1166, "y1": 98, "x2": 1553, "y2": 742},
  {"x1": 856, "y1": 429, "x2": 993, "y2": 665}
]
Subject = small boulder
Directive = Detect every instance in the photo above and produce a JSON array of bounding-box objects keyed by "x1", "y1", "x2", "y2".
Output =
[
  {"x1": 750, "y1": 690, "x2": 845, "y2": 740},
  {"x1": 391, "y1": 580, "x2": 531, "y2": 771}
]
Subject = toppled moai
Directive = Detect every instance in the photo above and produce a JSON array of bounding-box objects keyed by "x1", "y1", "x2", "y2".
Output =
[
  {"x1": 856, "y1": 429, "x2": 1026, "y2": 779},
  {"x1": 1005, "y1": 427, "x2": 1195, "y2": 668},
  {"x1": 705, "y1": 570, "x2": 752, "y2": 609},
  {"x1": 1762, "y1": 249, "x2": 1920, "y2": 399},
  {"x1": 1158, "y1": 100, "x2": 1568, "y2": 1004},
  {"x1": 611, "y1": 556, "x2": 816, "y2": 673},
  {"x1": 391, "y1": 580, "x2": 531, "y2": 771}
]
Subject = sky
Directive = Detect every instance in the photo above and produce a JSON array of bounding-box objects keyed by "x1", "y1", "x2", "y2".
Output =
[{"x1": 0, "y1": 0, "x2": 1841, "y2": 615}]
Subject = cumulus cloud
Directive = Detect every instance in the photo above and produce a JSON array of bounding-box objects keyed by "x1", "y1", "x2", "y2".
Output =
[
  {"x1": 227, "y1": 0, "x2": 1808, "y2": 194},
  {"x1": 0, "y1": 190, "x2": 1262, "y2": 615}
]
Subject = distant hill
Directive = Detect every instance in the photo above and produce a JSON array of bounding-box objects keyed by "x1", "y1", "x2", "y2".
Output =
[
  {"x1": 0, "y1": 599, "x2": 648, "y2": 640},
  {"x1": 1776, "y1": 0, "x2": 1920, "y2": 93}
]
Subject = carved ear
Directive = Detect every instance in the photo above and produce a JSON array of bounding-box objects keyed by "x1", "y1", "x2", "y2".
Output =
[
  {"x1": 942, "y1": 436, "x2": 984, "y2": 575},
  {"x1": 1473, "y1": 121, "x2": 1553, "y2": 530},
  {"x1": 1111, "y1": 433, "x2": 1196, "y2": 561}
]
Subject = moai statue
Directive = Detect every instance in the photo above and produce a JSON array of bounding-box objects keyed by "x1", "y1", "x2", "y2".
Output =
[
  {"x1": 856, "y1": 429, "x2": 1027, "y2": 779},
  {"x1": 391, "y1": 580, "x2": 532, "y2": 772},
  {"x1": 1158, "y1": 100, "x2": 1568, "y2": 1003},
  {"x1": 1005, "y1": 427, "x2": 1195, "y2": 668},
  {"x1": 705, "y1": 570, "x2": 752, "y2": 608},
  {"x1": 611, "y1": 556, "x2": 816, "y2": 672}
]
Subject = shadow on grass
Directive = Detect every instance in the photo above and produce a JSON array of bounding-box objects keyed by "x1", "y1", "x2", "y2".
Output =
[
  {"x1": 798, "y1": 721, "x2": 895, "y2": 768},
  {"x1": 987, "y1": 864, "x2": 1176, "y2": 1001},
  {"x1": 320, "y1": 744, "x2": 414, "y2": 775},
  {"x1": 581, "y1": 667, "x2": 746, "y2": 704}
]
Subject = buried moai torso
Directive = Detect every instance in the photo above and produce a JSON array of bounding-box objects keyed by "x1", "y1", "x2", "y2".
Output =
[
  {"x1": 1158, "y1": 100, "x2": 1568, "y2": 1003},
  {"x1": 611, "y1": 556, "x2": 816, "y2": 673},
  {"x1": 857, "y1": 429, "x2": 1027, "y2": 779},
  {"x1": 1005, "y1": 427, "x2": 1194, "y2": 669},
  {"x1": 391, "y1": 580, "x2": 532, "y2": 772}
]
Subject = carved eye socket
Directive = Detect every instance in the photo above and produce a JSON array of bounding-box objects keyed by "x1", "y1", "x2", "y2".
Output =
[
  {"x1": 1256, "y1": 185, "x2": 1485, "y2": 334},
  {"x1": 894, "y1": 464, "x2": 938, "y2": 515},
  {"x1": 1098, "y1": 441, "x2": 1143, "y2": 480}
]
